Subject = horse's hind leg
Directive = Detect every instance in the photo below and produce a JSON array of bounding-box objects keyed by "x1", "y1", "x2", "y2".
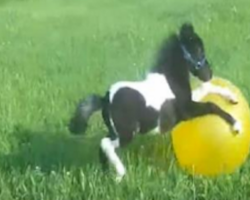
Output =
[
  {"x1": 100, "y1": 136, "x2": 126, "y2": 181},
  {"x1": 99, "y1": 87, "x2": 144, "y2": 181},
  {"x1": 99, "y1": 115, "x2": 136, "y2": 181},
  {"x1": 99, "y1": 102, "x2": 126, "y2": 180},
  {"x1": 100, "y1": 99, "x2": 136, "y2": 181}
]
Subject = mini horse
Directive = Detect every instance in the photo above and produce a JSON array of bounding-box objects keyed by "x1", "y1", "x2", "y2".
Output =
[{"x1": 69, "y1": 23, "x2": 241, "y2": 181}]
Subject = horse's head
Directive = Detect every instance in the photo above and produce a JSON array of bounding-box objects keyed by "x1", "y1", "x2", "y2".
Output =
[{"x1": 179, "y1": 23, "x2": 212, "y2": 82}]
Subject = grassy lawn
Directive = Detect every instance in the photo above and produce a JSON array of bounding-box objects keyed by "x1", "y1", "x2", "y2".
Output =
[{"x1": 0, "y1": 0, "x2": 250, "y2": 199}]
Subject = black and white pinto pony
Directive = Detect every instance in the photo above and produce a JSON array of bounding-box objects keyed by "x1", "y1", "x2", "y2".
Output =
[{"x1": 69, "y1": 23, "x2": 241, "y2": 181}]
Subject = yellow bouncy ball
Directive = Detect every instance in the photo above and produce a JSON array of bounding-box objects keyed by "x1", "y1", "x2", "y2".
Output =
[{"x1": 172, "y1": 77, "x2": 250, "y2": 176}]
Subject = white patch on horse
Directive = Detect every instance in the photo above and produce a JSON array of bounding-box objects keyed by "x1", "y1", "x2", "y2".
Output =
[
  {"x1": 192, "y1": 81, "x2": 238, "y2": 103},
  {"x1": 150, "y1": 119, "x2": 161, "y2": 135},
  {"x1": 192, "y1": 82, "x2": 211, "y2": 101},
  {"x1": 109, "y1": 117, "x2": 118, "y2": 135},
  {"x1": 109, "y1": 73, "x2": 175, "y2": 111},
  {"x1": 150, "y1": 127, "x2": 160, "y2": 135},
  {"x1": 233, "y1": 120, "x2": 242, "y2": 134},
  {"x1": 208, "y1": 84, "x2": 238, "y2": 103},
  {"x1": 100, "y1": 137, "x2": 125, "y2": 180}
]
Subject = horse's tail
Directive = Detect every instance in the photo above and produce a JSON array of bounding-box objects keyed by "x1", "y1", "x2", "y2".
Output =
[{"x1": 68, "y1": 94, "x2": 103, "y2": 135}]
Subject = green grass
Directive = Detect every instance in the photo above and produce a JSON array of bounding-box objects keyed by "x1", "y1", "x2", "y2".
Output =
[{"x1": 0, "y1": 0, "x2": 250, "y2": 199}]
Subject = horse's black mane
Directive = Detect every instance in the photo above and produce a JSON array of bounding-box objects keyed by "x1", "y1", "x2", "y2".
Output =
[
  {"x1": 154, "y1": 34, "x2": 180, "y2": 67},
  {"x1": 151, "y1": 33, "x2": 189, "y2": 85}
]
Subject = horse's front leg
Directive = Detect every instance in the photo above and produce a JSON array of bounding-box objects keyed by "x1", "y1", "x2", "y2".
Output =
[
  {"x1": 192, "y1": 81, "x2": 238, "y2": 104},
  {"x1": 158, "y1": 99, "x2": 179, "y2": 134},
  {"x1": 181, "y1": 101, "x2": 242, "y2": 134}
]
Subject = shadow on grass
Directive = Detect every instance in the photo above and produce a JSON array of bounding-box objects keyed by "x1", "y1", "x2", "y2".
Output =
[
  {"x1": 0, "y1": 124, "x2": 176, "y2": 176},
  {"x1": 0, "y1": 126, "x2": 103, "y2": 173}
]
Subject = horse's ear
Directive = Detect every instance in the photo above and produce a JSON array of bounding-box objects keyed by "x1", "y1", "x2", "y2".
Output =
[{"x1": 180, "y1": 23, "x2": 194, "y2": 39}]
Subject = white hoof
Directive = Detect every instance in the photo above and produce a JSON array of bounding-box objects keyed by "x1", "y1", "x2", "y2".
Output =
[
  {"x1": 115, "y1": 175, "x2": 124, "y2": 183},
  {"x1": 232, "y1": 120, "x2": 242, "y2": 134}
]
